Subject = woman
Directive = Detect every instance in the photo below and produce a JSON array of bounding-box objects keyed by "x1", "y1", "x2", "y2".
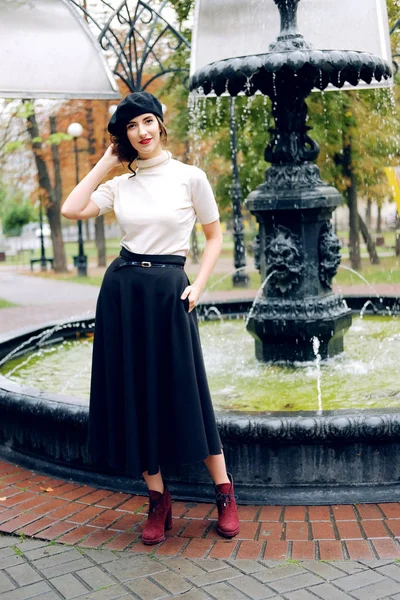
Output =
[{"x1": 62, "y1": 91, "x2": 240, "y2": 545}]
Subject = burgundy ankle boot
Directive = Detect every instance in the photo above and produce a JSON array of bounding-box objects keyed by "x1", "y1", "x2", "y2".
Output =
[
  {"x1": 215, "y1": 472, "x2": 240, "y2": 538},
  {"x1": 142, "y1": 484, "x2": 172, "y2": 545}
]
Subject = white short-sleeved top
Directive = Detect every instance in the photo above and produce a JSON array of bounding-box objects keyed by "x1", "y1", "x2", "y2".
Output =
[{"x1": 90, "y1": 150, "x2": 219, "y2": 257}]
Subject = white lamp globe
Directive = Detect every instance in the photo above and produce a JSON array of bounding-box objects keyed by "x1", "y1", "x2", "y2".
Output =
[
  {"x1": 67, "y1": 122, "x2": 83, "y2": 138},
  {"x1": 108, "y1": 104, "x2": 118, "y2": 116}
]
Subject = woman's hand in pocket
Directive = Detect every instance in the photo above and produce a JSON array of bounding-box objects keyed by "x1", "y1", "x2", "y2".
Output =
[{"x1": 181, "y1": 283, "x2": 202, "y2": 313}]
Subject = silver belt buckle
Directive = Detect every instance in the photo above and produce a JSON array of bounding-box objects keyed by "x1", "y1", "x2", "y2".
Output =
[{"x1": 141, "y1": 261, "x2": 152, "y2": 268}]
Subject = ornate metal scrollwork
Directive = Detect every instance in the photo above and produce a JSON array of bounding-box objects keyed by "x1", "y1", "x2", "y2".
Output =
[
  {"x1": 265, "y1": 225, "x2": 304, "y2": 294},
  {"x1": 264, "y1": 164, "x2": 324, "y2": 189},
  {"x1": 265, "y1": 96, "x2": 320, "y2": 165},
  {"x1": 319, "y1": 223, "x2": 341, "y2": 289},
  {"x1": 253, "y1": 294, "x2": 348, "y2": 320},
  {"x1": 69, "y1": 0, "x2": 190, "y2": 92}
]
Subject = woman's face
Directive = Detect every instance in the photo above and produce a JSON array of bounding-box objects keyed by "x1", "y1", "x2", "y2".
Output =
[{"x1": 126, "y1": 112, "x2": 162, "y2": 159}]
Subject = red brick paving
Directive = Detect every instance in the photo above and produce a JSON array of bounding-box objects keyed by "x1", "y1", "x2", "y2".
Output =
[
  {"x1": 292, "y1": 541, "x2": 315, "y2": 560},
  {"x1": 318, "y1": 540, "x2": 344, "y2": 560},
  {"x1": 57, "y1": 525, "x2": 96, "y2": 544},
  {"x1": 236, "y1": 540, "x2": 264, "y2": 559},
  {"x1": 386, "y1": 520, "x2": 400, "y2": 537},
  {"x1": 379, "y1": 503, "x2": 400, "y2": 518},
  {"x1": 263, "y1": 541, "x2": 289, "y2": 559},
  {"x1": 180, "y1": 519, "x2": 210, "y2": 538},
  {"x1": 97, "y1": 492, "x2": 132, "y2": 509},
  {"x1": 103, "y1": 532, "x2": 140, "y2": 550},
  {"x1": 82, "y1": 528, "x2": 117, "y2": 548},
  {"x1": 336, "y1": 521, "x2": 364, "y2": 539},
  {"x1": 285, "y1": 521, "x2": 309, "y2": 541},
  {"x1": 181, "y1": 538, "x2": 213, "y2": 558},
  {"x1": 16, "y1": 516, "x2": 57, "y2": 536},
  {"x1": 331, "y1": 504, "x2": 357, "y2": 520},
  {"x1": 109, "y1": 513, "x2": 143, "y2": 531},
  {"x1": 258, "y1": 521, "x2": 284, "y2": 540},
  {"x1": 311, "y1": 521, "x2": 336, "y2": 540},
  {"x1": 259, "y1": 506, "x2": 282, "y2": 521},
  {"x1": 36, "y1": 521, "x2": 77, "y2": 540},
  {"x1": 356, "y1": 504, "x2": 383, "y2": 519},
  {"x1": 155, "y1": 537, "x2": 188, "y2": 555},
  {"x1": 1, "y1": 460, "x2": 400, "y2": 560},
  {"x1": 284, "y1": 506, "x2": 307, "y2": 521},
  {"x1": 208, "y1": 540, "x2": 237, "y2": 559},
  {"x1": 308, "y1": 506, "x2": 331, "y2": 521},
  {"x1": 361, "y1": 519, "x2": 389, "y2": 538},
  {"x1": 373, "y1": 538, "x2": 400, "y2": 559},
  {"x1": 345, "y1": 540, "x2": 374, "y2": 560}
]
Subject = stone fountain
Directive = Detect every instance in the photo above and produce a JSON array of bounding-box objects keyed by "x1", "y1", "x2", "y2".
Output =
[{"x1": 190, "y1": 0, "x2": 392, "y2": 361}]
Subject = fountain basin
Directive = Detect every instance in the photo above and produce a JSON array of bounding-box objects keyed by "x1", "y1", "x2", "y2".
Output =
[{"x1": 1, "y1": 298, "x2": 400, "y2": 505}]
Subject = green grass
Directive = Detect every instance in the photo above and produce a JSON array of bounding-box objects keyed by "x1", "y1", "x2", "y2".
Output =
[
  {"x1": 334, "y1": 256, "x2": 400, "y2": 286},
  {"x1": 0, "y1": 299, "x2": 17, "y2": 309}
]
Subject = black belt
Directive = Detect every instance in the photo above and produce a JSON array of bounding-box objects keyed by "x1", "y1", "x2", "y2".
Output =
[{"x1": 113, "y1": 260, "x2": 184, "y2": 272}]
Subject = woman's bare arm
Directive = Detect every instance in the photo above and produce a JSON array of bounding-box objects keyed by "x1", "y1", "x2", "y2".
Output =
[
  {"x1": 181, "y1": 219, "x2": 223, "y2": 312},
  {"x1": 61, "y1": 145, "x2": 121, "y2": 220}
]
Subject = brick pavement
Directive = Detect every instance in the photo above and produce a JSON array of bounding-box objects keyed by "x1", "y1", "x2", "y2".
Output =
[{"x1": 2, "y1": 460, "x2": 400, "y2": 565}]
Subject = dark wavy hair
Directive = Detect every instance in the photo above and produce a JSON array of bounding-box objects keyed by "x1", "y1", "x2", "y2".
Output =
[{"x1": 110, "y1": 116, "x2": 168, "y2": 177}]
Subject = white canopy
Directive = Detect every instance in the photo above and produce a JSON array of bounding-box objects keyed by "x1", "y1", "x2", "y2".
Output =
[{"x1": 0, "y1": 0, "x2": 120, "y2": 99}]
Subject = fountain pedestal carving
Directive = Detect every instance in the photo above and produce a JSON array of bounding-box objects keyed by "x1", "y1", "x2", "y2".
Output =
[{"x1": 246, "y1": 75, "x2": 352, "y2": 361}]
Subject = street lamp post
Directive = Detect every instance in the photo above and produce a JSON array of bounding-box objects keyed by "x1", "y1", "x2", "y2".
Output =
[
  {"x1": 230, "y1": 97, "x2": 249, "y2": 287},
  {"x1": 30, "y1": 197, "x2": 54, "y2": 272},
  {"x1": 67, "y1": 122, "x2": 87, "y2": 277},
  {"x1": 38, "y1": 199, "x2": 47, "y2": 271}
]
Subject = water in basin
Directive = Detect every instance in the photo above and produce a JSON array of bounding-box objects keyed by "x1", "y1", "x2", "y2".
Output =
[{"x1": 1, "y1": 316, "x2": 399, "y2": 412}]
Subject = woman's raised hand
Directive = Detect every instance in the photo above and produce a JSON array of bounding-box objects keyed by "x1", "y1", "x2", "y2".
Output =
[{"x1": 99, "y1": 144, "x2": 121, "y2": 171}]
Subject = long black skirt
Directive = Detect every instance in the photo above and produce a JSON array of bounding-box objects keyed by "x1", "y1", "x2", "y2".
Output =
[{"x1": 87, "y1": 247, "x2": 223, "y2": 477}]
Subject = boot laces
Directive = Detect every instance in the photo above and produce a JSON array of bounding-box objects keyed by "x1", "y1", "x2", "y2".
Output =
[
  {"x1": 148, "y1": 497, "x2": 161, "y2": 514},
  {"x1": 216, "y1": 492, "x2": 238, "y2": 508}
]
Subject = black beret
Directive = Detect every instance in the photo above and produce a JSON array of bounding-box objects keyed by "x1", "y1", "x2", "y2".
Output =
[{"x1": 108, "y1": 92, "x2": 164, "y2": 135}]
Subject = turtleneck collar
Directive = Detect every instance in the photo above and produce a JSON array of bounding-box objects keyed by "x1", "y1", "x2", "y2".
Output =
[{"x1": 136, "y1": 149, "x2": 171, "y2": 170}]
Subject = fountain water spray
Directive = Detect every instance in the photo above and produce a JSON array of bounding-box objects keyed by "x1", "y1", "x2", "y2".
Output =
[
  {"x1": 245, "y1": 271, "x2": 277, "y2": 327},
  {"x1": 312, "y1": 336, "x2": 323, "y2": 414},
  {"x1": 201, "y1": 267, "x2": 248, "y2": 298},
  {"x1": 338, "y1": 264, "x2": 383, "y2": 300},
  {"x1": 0, "y1": 309, "x2": 94, "y2": 368}
]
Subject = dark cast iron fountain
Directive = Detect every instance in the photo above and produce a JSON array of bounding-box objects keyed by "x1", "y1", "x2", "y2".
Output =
[{"x1": 190, "y1": 0, "x2": 392, "y2": 362}]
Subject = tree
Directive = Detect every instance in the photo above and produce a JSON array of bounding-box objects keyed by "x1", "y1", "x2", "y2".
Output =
[
  {"x1": 307, "y1": 80, "x2": 399, "y2": 269},
  {"x1": 3, "y1": 203, "x2": 35, "y2": 236},
  {"x1": 23, "y1": 100, "x2": 69, "y2": 272}
]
